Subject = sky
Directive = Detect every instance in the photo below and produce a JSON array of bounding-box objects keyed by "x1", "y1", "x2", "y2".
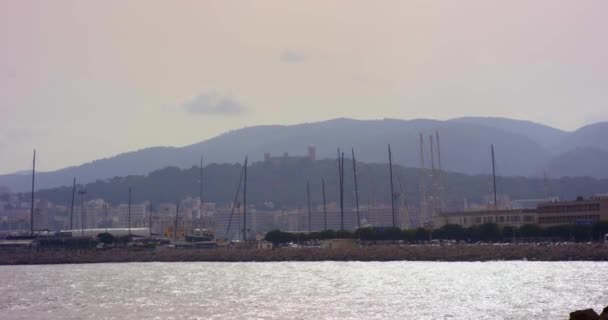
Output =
[{"x1": 1, "y1": 1, "x2": 608, "y2": 174}]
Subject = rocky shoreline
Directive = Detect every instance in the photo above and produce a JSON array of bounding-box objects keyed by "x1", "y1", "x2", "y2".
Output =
[
  {"x1": 570, "y1": 306, "x2": 608, "y2": 320},
  {"x1": 1, "y1": 243, "x2": 608, "y2": 265}
]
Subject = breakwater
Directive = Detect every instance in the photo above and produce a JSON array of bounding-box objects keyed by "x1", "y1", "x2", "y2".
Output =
[{"x1": 2, "y1": 243, "x2": 608, "y2": 265}]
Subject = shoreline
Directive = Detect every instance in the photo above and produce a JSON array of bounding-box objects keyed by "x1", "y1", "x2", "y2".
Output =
[{"x1": 2, "y1": 243, "x2": 608, "y2": 265}]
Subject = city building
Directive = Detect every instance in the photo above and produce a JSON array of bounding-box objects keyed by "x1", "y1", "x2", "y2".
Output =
[
  {"x1": 264, "y1": 146, "x2": 316, "y2": 165},
  {"x1": 511, "y1": 197, "x2": 559, "y2": 210},
  {"x1": 433, "y1": 208, "x2": 537, "y2": 228},
  {"x1": 115, "y1": 203, "x2": 148, "y2": 227},
  {"x1": 433, "y1": 196, "x2": 608, "y2": 229},
  {"x1": 535, "y1": 197, "x2": 608, "y2": 227}
]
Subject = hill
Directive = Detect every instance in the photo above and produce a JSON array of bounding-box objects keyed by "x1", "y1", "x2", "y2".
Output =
[
  {"x1": 553, "y1": 122, "x2": 608, "y2": 154},
  {"x1": 546, "y1": 147, "x2": 608, "y2": 178},
  {"x1": 29, "y1": 159, "x2": 608, "y2": 211},
  {"x1": 448, "y1": 116, "x2": 567, "y2": 148},
  {"x1": 2, "y1": 117, "x2": 608, "y2": 192}
]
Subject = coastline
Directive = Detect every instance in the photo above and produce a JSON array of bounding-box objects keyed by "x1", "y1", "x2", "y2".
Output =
[{"x1": 2, "y1": 243, "x2": 608, "y2": 265}]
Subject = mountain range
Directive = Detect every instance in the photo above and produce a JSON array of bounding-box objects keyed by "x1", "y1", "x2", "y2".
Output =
[
  {"x1": 28, "y1": 160, "x2": 608, "y2": 210},
  {"x1": 1, "y1": 117, "x2": 607, "y2": 192}
]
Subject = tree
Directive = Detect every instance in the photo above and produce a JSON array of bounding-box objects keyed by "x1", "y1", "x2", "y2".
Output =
[
  {"x1": 519, "y1": 224, "x2": 542, "y2": 238},
  {"x1": 593, "y1": 221, "x2": 608, "y2": 242},
  {"x1": 569, "y1": 225, "x2": 593, "y2": 242},
  {"x1": 336, "y1": 230, "x2": 354, "y2": 239},
  {"x1": 436, "y1": 224, "x2": 466, "y2": 241},
  {"x1": 97, "y1": 232, "x2": 116, "y2": 244},
  {"x1": 543, "y1": 225, "x2": 572, "y2": 241},
  {"x1": 403, "y1": 229, "x2": 417, "y2": 242},
  {"x1": 264, "y1": 230, "x2": 294, "y2": 244},
  {"x1": 383, "y1": 227, "x2": 404, "y2": 241},
  {"x1": 319, "y1": 229, "x2": 337, "y2": 239},
  {"x1": 468, "y1": 223, "x2": 501, "y2": 242},
  {"x1": 354, "y1": 227, "x2": 375, "y2": 241},
  {"x1": 414, "y1": 228, "x2": 430, "y2": 241},
  {"x1": 502, "y1": 226, "x2": 518, "y2": 242}
]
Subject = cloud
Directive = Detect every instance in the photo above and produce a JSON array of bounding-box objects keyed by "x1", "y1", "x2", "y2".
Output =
[
  {"x1": 280, "y1": 49, "x2": 307, "y2": 63},
  {"x1": 181, "y1": 91, "x2": 247, "y2": 116}
]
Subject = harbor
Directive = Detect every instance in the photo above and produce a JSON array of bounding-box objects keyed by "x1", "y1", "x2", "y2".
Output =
[{"x1": 2, "y1": 242, "x2": 608, "y2": 265}]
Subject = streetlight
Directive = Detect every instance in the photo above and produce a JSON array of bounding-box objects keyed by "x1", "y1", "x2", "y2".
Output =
[
  {"x1": 104, "y1": 203, "x2": 109, "y2": 233},
  {"x1": 163, "y1": 207, "x2": 170, "y2": 239},
  {"x1": 78, "y1": 189, "x2": 87, "y2": 236},
  {"x1": 149, "y1": 204, "x2": 153, "y2": 239}
]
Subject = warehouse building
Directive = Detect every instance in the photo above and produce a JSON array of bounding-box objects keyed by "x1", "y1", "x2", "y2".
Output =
[{"x1": 433, "y1": 196, "x2": 608, "y2": 229}]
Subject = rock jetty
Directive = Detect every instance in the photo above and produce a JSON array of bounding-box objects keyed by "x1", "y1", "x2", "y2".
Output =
[{"x1": 1, "y1": 243, "x2": 608, "y2": 265}]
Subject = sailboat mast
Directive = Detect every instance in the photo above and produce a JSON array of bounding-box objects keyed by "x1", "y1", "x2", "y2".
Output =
[
  {"x1": 337, "y1": 149, "x2": 343, "y2": 230},
  {"x1": 307, "y1": 181, "x2": 311, "y2": 233},
  {"x1": 429, "y1": 135, "x2": 436, "y2": 221},
  {"x1": 435, "y1": 131, "x2": 443, "y2": 171},
  {"x1": 322, "y1": 178, "x2": 327, "y2": 230},
  {"x1": 388, "y1": 144, "x2": 396, "y2": 228},
  {"x1": 352, "y1": 148, "x2": 360, "y2": 229},
  {"x1": 491, "y1": 144, "x2": 497, "y2": 208},
  {"x1": 419, "y1": 133, "x2": 426, "y2": 226},
  {"x1": 340, "y1": 152, "x2": 345, "y2": 230},
  {"x1": 70, "y1": 177, "x2": 76, "y2": 230},
  {"x1": 398, "y1": 177, "x2": 407, "y2": 228},
  {"x1": 30, "y1": 150, "x2": 36, "y2": 236},
  {"x1": 128, "y1": 187, "x2": 132, "y2": 235},
  {"x1": 105, "y1": 203, "x2": 109, "y2": 233},
  {"x1": 242, "y1": 156, "x2": 248, "y2": 242},
  {"x1": 149, "y1": 204, "x2": 152, "y2": 238},
  {"x1": 174, "y1": 203, "x2": 179, "y2": 240},
  {"x1": 80, "y1": 189, "x2": 85, "y2": 236},
  {"x1": 368, "y1": 174, "x2": 375, "y2": 226},
  {"x1": 225, "y1": 163, "x2": 245, "y2": 238},
  {"x1": 203, "y1": 156, "x2": 205, "y2": 225},
  {"x1": 435, "y1": 131, "x2": 444, "y2": 212}
]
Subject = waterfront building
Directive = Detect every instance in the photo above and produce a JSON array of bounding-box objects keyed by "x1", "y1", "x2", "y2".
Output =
[
  {"x1": 535, "y1": 196, "x2": 608, "y2": 227},
  {"x1": 511, "y1": 197, "x2": 559, "y2": 210},
  {"x1": 433, "y1": 196, "x2": 608, "y2": 229},
  {"x1": 433, "y1": 208, "x2": 536, "y2": 228}
]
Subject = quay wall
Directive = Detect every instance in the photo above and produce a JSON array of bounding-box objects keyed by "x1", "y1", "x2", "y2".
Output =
[{"x1": 2, "y1": 244, "x2": 608, "y2": 265}]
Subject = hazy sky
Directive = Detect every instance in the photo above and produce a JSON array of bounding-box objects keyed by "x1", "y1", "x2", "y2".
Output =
[{"x1": 1, "y1": 1, "x2": 608, "y2": 174}]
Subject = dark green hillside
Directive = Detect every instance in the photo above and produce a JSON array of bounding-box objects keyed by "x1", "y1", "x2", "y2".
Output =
[{"x1": 30, "y1": 159, "x2": 608, "y2": 210}]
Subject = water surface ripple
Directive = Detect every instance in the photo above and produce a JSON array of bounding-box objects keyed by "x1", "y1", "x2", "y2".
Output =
[{"x1": 0, "y1": 261, "x2": 606, "y2": 319}]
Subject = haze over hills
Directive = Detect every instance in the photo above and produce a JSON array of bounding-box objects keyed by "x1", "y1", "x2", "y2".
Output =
[
  {"x1": 1, "y1": 117, "x2": 608, "y2": 192},
  {"x1": 29, "y1": 160, "x2": 608, "y2": 211},
  {"x1": 553, "y1": 122, "x2": 608, "y2": 154},
  {"x1": 448, "y1": 117, "x2": 568, "y2": 148}
]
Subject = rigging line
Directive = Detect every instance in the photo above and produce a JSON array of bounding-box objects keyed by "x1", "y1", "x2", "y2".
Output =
[{"x1": 225, "y1": 162, "x2": 246, "y2": 238}]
